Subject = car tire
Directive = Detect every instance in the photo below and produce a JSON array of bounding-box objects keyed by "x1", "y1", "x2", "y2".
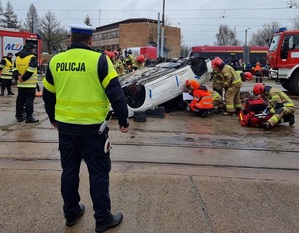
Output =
[{"x1": 134, "y1": 111, "x2": 147, "y2": 122}]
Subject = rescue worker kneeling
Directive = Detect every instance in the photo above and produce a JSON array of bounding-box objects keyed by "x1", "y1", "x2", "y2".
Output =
[
  {"x1": 186, "y1": 80, "x2": 213, "y2": 117},
  {"x1": 253, "y1": 83, "x2": 295, "y2": 129}
]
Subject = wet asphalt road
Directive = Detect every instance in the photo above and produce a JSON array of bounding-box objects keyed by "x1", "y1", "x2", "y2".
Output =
[{"x1": 0, "y1": 79, "x2": 298, "y2": 233}]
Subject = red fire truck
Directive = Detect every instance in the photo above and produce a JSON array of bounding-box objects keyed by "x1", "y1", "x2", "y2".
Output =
[
  {"x1": 267, "y1": 27, "x2": 299, "y2": 95},
  {"x1": 0, "y1": 28, "x2": 42, "y2": 65}
]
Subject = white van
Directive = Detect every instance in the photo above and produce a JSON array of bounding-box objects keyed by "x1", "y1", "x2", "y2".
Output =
[{"x1": 122, "y1": 47, "x2": 140, "y2": 58}]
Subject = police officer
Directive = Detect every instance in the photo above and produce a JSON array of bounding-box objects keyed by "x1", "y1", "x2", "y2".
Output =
[
  {"x1": 0, "y1": 52, "x2": 14, "y2": 96},
  {"x1": 12, "y1": 44, "x2": 39, "y2": 123},
  {"x1": 42, "y1": 24, "x2": 129, "y2": 232}
]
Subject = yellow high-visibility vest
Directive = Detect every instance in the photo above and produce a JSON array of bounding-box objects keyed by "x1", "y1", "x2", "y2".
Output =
[
  {"x1": 43, "y1": 49, "x2": 118, "y2": 125},
  {"x1": 15, "y1": 54, "x2": 38, "y2": 88}
]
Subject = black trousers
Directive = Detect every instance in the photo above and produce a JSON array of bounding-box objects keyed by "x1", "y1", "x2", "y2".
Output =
[
  {"x1": 16, "y1": 88, "x2": 36, "y2": 118},
  {"x1": 59, "y1": 129, "x2": 112, "y2": 222},
  {"x1": 1, "y1": 79, "x2": 12, "y2": 92}
]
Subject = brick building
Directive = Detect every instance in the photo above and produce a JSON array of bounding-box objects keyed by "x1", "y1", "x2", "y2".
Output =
[{"x1": 91, "y1": 18, "x2": 181, "y2": 58}]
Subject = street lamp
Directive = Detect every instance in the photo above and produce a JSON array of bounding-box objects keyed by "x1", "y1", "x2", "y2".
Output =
[{"x1": 243, "y1": 28, "x2": 251, "y2": 65}]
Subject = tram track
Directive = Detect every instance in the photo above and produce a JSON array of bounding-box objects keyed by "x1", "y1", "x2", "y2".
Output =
[
  {"x1": 0, "y1": 138, "x2": 299, "y2": 173},
  {"x1": 1, "y1": 137, "x2": 299, "y2": 153}
]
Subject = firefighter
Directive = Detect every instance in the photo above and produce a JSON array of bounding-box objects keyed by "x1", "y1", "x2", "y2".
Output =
[
  {"x1": 113, "y1": 50, "x2": 125, "y2": 76},
  {"x1": 211, "y1": 57, "x2": 243, "y2": 115},
  {"x1": 211, "y1": 89, "x2": 225, "y2": 113},
  {"x1": 0, "y1": 52, "x2": 15, "y2": 95},
  {"x1": 240, "y1": 71, "x2": 253, "y2": 82},
  {"x1": 253, "y1": 83, "x2": 295, "y2": 129},
  {"x1": 210, "y1": 69, "x2": 224, "y2": 96},
  {"x1": 132, "y1": 54, "x2": 145, "y2": 70},
  {"x1": 12, "y1": 44, "x2": 39, "y2": 123},
  {"x1": 106, "y1": 51, "x2": 115, "y2": 62},
  {"x1": 186, "y1": 79, "x2": 213, "y2": 116},
  {"x1": 42, "y1": 24, "x2": 129, "y2": 232},
  {"x1": 124, "y1": 49, "x2": 135, "y2": 73}
]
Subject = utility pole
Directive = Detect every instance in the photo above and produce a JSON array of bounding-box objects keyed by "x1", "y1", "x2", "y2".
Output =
[
  {"x1": 99, "y1": 9, "x2": 101, "y2": 27},
  {"x1": 161, "y1": 0, "x2": 165, "y2": 58},
  {"x1": 243, "y1": 27, "x2": 251, "y2": 64},
  {"x1": 157, "y1": 12, "x2": 160, "y2": 58}
]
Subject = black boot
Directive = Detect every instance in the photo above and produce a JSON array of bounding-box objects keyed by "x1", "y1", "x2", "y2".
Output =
[
  {"x1": 7, "y1": 87, "x2": 14, "y2": 95},
  {"x1": 0, "y1": 88, "x2": 4, "y2": 96},
  {"x1": 25, "y1": 116, "x2": 39, "y2": 123}
]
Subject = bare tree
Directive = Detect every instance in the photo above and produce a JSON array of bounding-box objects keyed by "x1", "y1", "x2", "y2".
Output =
[
  {"x1": 215, "y1": 24, "x2": 240, "y2": 46},
  {"x1": 287, "y1": 1, "x2": 299, "y2": 29},
  {"x1": 249, "y1": 21, "x2": 280, "y2": 46},
  {"x1": 0, "y1": 0, "x2": 4, "y2": 27},
  {"x1": 38, "y1": 11, "x2": 68, "y2": 53},
  {"x1": 2, "y1": 1, "x2": 18, "y2": 28},
  {"x1": 23, "y1": 4, "x2": 38, "y2": 33},
  {"x1": 84, "y1": 15, "x2": 92, "y2": 26}
]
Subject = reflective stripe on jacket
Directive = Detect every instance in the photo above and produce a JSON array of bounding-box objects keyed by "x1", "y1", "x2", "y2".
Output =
[
  {"x1": 266, "y1": 87, "x2": 295, "y2": 108},
  {"x1": 15, "y1": 55, "x2": 38, "y2": 88},
  {"x1": 222, "y1": 65, "x2": 242, "y2": 85},
  {"x1": 0, "y1": 58, "x2": 13, "y2": 79},
  {"x1": 44, "y1": 49, "x2": 117, "y2": 125}
]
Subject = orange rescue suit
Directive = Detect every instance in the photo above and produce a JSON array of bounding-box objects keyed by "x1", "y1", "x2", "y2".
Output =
[{"x1": 189, "y1": 86, "x2": 213, "y2": 111}]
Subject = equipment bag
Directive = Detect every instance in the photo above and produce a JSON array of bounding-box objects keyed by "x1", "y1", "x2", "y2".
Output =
[
  {"x1": 245, "y1": 97, "x2": 268, "y2": 112},
  {"x1": 238, "y1": 110, "x2": 271, "y2": 127},
  {"x1": 238, "y1": 110, "x2": 256, "y2": 126}
]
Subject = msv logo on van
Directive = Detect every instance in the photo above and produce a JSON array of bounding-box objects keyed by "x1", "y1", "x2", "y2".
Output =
[{"x1": 5, "y1": 44, "x2": 23, "y2": 51}]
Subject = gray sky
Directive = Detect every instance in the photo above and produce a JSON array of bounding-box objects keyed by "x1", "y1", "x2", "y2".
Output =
[{"x1": 12, "y1": 0, "x2": 299, "y2": 47}]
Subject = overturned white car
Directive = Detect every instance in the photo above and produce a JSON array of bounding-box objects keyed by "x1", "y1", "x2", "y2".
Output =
[{"x1": 118, "y1": 58, "x2": 213, "y2": 117}]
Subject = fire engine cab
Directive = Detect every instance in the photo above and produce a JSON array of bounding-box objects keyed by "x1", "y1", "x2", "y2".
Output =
[
  {"x1": 0, "y1": 28, "x2": 42, "y2": 65},
  {"x1": 267, "y1": 27, "x2": 299, "y2": 95}
]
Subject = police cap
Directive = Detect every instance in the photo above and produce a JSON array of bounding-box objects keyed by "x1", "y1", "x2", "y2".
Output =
[
  {"x1": 69, "y1": 24, "x2": 95, "y2": 35},
  {"x1": 7, "y1": 52, "x2": 13, "y2": 56}
]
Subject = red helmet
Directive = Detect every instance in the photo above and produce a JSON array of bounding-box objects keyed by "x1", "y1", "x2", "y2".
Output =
[
  {"x1": 186, "y1": 79, "x2": 200, "y2": 90},
  {"x1": 136, "y1": 54, "x2": 145, "y2": 63},
  {"x1": 107, "y1": 51, "x2": 115, "y2": 60},
  {"x1": 243, "y1": 72, "x2": 253, "y2": 81},
  {"x1": 253, "y1": 83, "x2": 265, "y2": 95},
  {"x1": 211, "y1": 57, "x2": 224, "y2": 69},
  {"x1": 113, "y1": 50, "x2": 119, "y2": 57}
]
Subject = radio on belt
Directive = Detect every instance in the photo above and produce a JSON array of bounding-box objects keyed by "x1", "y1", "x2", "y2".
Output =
[{"x1": 98, "y1": 111, "x2": 112, "y2": 134}]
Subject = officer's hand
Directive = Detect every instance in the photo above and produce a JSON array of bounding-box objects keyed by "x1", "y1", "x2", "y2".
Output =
[
  {"x1": 120, "y1": 126, "x2": 128, "y2": 133},
  {"x1": 51, "y1": 122, "x2": 58, "y2": 128}
]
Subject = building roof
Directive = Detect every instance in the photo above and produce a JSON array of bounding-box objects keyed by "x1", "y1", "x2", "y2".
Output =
[{"x1": 95, "y1": 18, "x2": 158, "y2": 32}]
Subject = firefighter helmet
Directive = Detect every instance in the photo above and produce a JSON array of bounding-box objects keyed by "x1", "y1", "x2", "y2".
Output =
[
  {"x1": 211, "y1": 57, "x2": 224, "y2": 69},
  {"x1": 186, "y1": 79, "x2": 200, "y2": 90},
  {"x1": 136, "y1": 54, "x2": 145, "y2": 63},
  {"x1": 107, "y1": 51, "x2": 115, "y2": 60},
  {"x1": 253, "y1": 83, "x2": 265, "y2": 95},
  {"x1": 243, "y1": 72, "x2": 253, "y2": 81},
  {"x1": 113, "y1": 50, "x2": 119, "y2": 57}
]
